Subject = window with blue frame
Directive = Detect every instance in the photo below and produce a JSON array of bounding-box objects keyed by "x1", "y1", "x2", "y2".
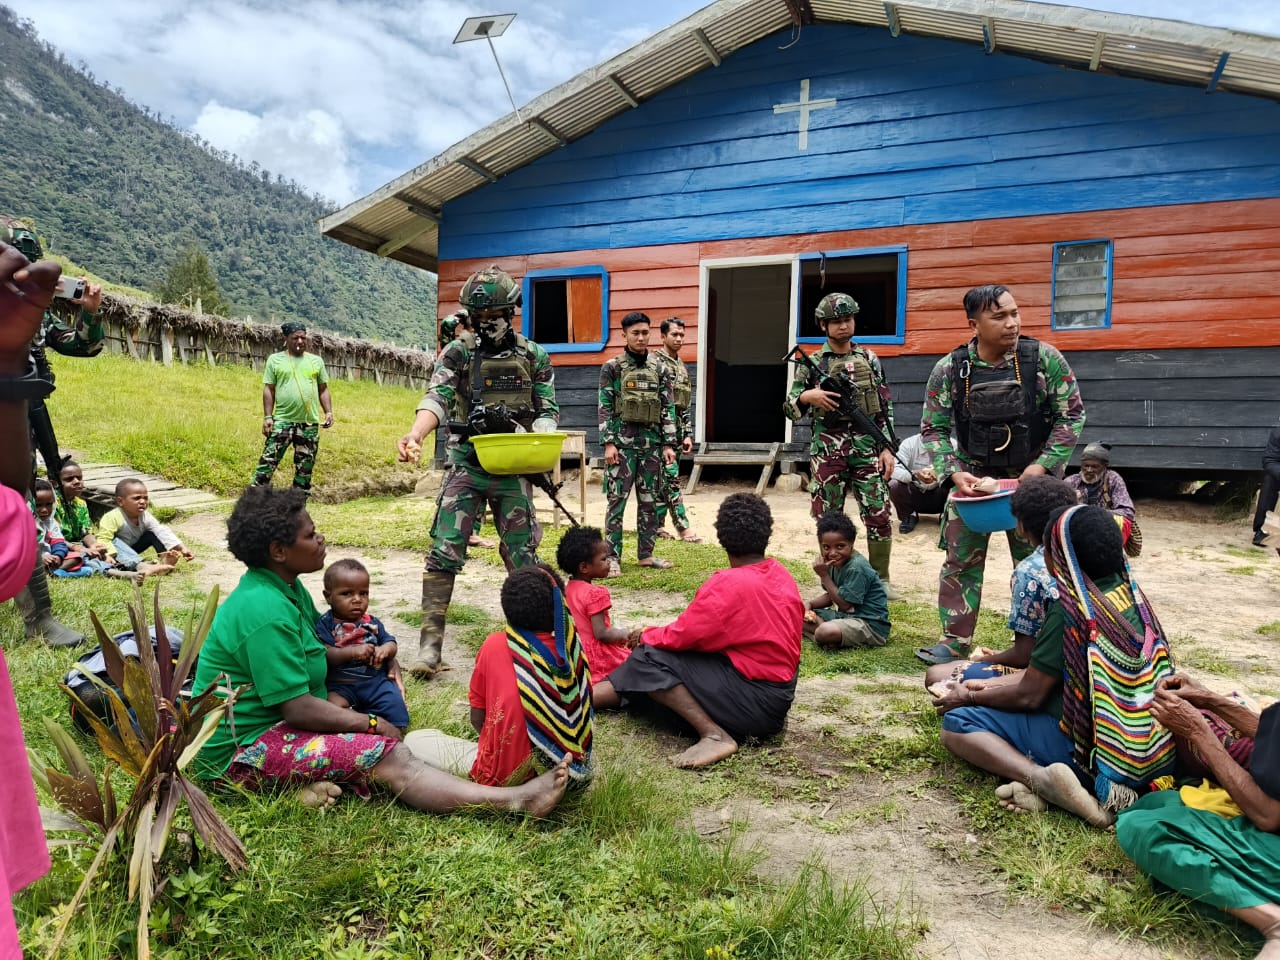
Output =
[
  {"x1": 1051, "y1": 240, "x2": 1112, "y2": 330},
  {"x1": 796, "y1": 247, "x2": 906, "y2": 344},
  {"x1": 521, "y1": 266, "x2": 609, "y2": 352}
]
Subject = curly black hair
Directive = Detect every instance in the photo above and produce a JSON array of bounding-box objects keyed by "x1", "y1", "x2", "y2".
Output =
[
  {"x1": 1047, "y1": 505, "x2": 1125, "y2": 581},
  {"x1": 500, "y1": 564, "x2": 565, "y2": 632},
  {"x1": 815, "y1": 510, "x2": 856, "y2": 543},
  {"x1": 323, "y1": 557, "x2": 368, "y2": 590},
  {"x1": 1009, "y1": 476, "x2": 1078, "y2": 546},
  {"x1": 556, "y1": 526, "x2": 605, "y2": 576},
  {"x1": 226, "y1": 486, "x2": 309, "y2": 568},
  {"x1": 32, "y1": 478, "x2": 54, "y2": 496},
  {"x1": 714, "y1": 492, "x2": 772, "y2": 557}
]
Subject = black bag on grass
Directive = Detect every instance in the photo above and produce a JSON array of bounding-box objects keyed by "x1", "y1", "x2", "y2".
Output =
[{"x1": 63, "y1": 627, "x2": 189, "y2": 734}]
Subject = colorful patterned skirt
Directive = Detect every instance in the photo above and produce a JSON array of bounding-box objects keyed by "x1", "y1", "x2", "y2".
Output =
[{"x1": 226, "y1": 722, "x2": 398, "y2": 798}]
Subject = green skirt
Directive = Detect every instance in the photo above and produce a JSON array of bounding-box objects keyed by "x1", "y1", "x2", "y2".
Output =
[{"x1": 1116, "y1": 790, "x2": 1280, "y2": 910}]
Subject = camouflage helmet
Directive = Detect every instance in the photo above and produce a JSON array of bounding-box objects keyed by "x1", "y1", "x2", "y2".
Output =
[
  {"x1": 815, "y1": 292, "x2": 859, "y2": 323},
  {"x1": 0, "y1": 216, "x2": 43, "y2": 261},
  {"x1": 459, "y1": 265, "x2": 522, "y2": 312}
]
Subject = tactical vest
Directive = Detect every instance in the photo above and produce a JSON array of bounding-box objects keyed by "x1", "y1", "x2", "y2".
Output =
[
  {"x1": 463, "y1": 334, "x2": 536, "y2": 427},
  {"x1": 620, "y1": 361, "x2": 662, "y2": 425},
  {"x1": 950, "y1": 337, "x2": 1051, "y2": 470},
  {"x1": 669, "y1": 362, "x2": 692, "y2": 412},
  {"x1": 814, "y1": 349, "x2": 881, "y2": 427}
]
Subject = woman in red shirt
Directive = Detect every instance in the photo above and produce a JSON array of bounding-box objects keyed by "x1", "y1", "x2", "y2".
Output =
[{"x1": 594, "y1": 493, "x2": 804, "y2": 769}]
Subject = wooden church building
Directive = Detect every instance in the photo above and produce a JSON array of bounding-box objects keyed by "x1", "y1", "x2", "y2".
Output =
[{"x1": 322, "y1": 0, "x2": 1280, "y2": 474}]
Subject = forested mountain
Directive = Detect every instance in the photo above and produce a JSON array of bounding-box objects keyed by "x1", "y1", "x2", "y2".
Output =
[{"x1": 0, "y1": 7, "x2": 438, "y2": 348}]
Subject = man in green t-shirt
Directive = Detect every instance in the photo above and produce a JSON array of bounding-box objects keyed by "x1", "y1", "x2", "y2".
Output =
[{"x1": 252, "y1": 321, "x2": 333, "y2": 493}]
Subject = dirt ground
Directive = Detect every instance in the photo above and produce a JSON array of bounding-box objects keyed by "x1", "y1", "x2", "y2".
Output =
[{"x1": 171, "y1": 479, "x2": 1280, "y2": 960}]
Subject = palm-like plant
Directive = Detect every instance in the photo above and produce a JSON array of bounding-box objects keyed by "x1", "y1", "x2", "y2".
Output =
[{"x1": 30, "y1": 584, "x2": 247, "y2": 959}]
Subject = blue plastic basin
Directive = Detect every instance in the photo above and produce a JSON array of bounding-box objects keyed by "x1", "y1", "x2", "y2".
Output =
[{"x1": 950, "y1": 487, "x2": 1017, "y2": 533}]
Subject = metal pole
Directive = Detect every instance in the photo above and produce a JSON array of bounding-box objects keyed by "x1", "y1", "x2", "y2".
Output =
[{"x1": 485, "y1": 33, "x2": 522, "y2": 122}]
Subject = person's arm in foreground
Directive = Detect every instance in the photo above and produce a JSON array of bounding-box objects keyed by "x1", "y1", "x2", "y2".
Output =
[
  {"x1": 280, "y1": 691, "x2": 401, "y2": 740},
  {"x1": 932, "y1": 663, "x2": 1056, "y2": 715},
  {"x1": 0, "y1": 244, "x2": 60, "y2": 492},
  {"x1": 972, "y1": 633, "x2": 1037, "y2": 669},
  {"x1": 590, "y1": 610, "x2": 633, "y2": 646},
  {"x1": 318, "y1": 382, "x2": 334, "y2": 428},
  {"x1": 1151, "y1": 690, "x2": 1279, "y2": 832},
  {"x1": 1156, "y1": 675, "x2": 1260, "y2": 739}
]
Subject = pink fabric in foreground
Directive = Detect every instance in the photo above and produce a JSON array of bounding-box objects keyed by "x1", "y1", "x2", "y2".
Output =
[
  {"x1": 0, "y1": 647, "x2": 51, "y2": 958},
  {"x1": 0, "y1": 486, "x2": 35, "y2": 603}
]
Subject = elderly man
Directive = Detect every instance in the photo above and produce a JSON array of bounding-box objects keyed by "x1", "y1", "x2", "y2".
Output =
[{"x1": 252, "y1": 321, "x2": 334, "y2": 493}]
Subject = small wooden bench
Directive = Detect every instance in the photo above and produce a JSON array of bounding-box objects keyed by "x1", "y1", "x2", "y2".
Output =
[{"x1": 685, "y1": 442, "x2": 782, "y2": 497}]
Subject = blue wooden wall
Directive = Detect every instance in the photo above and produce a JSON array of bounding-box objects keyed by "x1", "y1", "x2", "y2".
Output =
[{"x1": 439, "y1": 24, "x2": 1280, "y2": 261}]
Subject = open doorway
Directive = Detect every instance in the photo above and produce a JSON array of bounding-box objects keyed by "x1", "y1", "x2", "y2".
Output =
[{"x1": 704, "y1": 263, "x2": 791, "y2": 443}]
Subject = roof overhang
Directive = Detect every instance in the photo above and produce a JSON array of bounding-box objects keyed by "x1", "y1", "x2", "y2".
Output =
[{"x1": 319, "y1": 0, "x2": 1280, "y2": 273}]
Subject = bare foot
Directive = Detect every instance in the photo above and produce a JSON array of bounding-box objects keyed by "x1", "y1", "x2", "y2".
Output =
[
  {"x1": 1027, "y1": 763, "x2": 1115, "y2": 827},
  {"x1": 158, "y1": 548, "x2": 184, "y2": 566},
  {"x1": 673, "y1": 733, "x2": 738, "y2": 769},
  {"x1": 995, "y1": 781, "x2": 1048, "y2": 813},
  {"x1": 137, "y1": 562, "x2": 175, "y2": 579},
  {"x1": 468, "y1": 535, "x2": 495, "y2": 548},
  {"x1": 297, "y1": 781, "x2": 342, "y2": 811},
  {"x1": 508, "y1": 756, "x2": 570, "y2": 817}
]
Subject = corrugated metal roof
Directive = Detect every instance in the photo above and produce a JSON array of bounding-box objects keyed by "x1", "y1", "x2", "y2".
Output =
[{"x1": 320, "y1": 0, "x2": 1280, "y2": 272}]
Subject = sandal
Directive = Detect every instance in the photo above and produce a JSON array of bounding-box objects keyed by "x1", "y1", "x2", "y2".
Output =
[
  {"x1": 656, "y1": 529, "x2": 676, "y2": 540},
  {"x1": 638, "y1": 558, "x2": 674, "y2": 570},
  {"x1": 915, "y1": 641, "x2": 970, "y2": 665},
  {"x1": 678, "y1": 531, "x2": 703, "y2": 543}
]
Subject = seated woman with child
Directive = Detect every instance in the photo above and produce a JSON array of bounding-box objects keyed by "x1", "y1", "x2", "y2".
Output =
[
  {"x1": 593, "y1": 493, "x2": 804, "y2": 770},
  {"x1": 192, "y1": 486, "x2": 569, "y2": 816},
  {"x1": 1116, "y1": 679, "x2": 1280, "y2": 960}
]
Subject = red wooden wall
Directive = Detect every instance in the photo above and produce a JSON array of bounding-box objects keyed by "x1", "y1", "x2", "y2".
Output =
[{"x1": 437, "y1": 197, "x2": 1280, "y2": 365}]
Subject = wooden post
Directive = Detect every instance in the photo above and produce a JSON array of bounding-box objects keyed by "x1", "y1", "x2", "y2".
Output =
[
  {"x1": 160, "y1": 325, "x2": 174, "y2": 366},
  {"x1": 126, "y1": 327, "x2": 140, "y2": 360}
]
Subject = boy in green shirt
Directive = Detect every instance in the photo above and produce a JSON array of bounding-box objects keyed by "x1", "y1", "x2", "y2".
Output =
[
  {"x1": 252, "y1": 321, "x2": 333, "y2": 493},
  {"x1": 804, "y1": 511, "x2": 891, "y2": 648}
]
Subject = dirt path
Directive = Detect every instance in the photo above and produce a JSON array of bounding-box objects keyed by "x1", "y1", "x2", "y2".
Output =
[{"x1": 173, "y1": 484, "x2": 1278, "y2": 960}]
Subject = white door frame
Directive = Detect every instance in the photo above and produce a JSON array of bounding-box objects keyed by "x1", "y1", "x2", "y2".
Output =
[{"x1": 696, "y1": 254, "x2": 798, "y2": 445}]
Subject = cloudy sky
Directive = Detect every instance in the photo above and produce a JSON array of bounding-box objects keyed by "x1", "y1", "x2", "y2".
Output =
[{"x1": 9, "y1": 0, "x2": 1277, "y2": 207}]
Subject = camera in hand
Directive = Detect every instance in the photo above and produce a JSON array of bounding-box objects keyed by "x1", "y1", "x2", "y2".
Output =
[{"x1": 53, "y1": 276, "x2": 86, "y2": 301}]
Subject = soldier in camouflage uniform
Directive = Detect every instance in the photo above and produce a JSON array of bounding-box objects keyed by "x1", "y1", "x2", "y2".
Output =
[
  {"x1": 599, "y1": 312, "x2": 678, "y2": 574},
  {"x1": 653, "y1": 317, "x2": 702, "y2": 542},
  {"x1": 916, "y1": 284, "x2": 1085, "y2": 665},
  {"x1": 784, "y1": 293, "x2": 900, "y2": 598},
  {"x1": 397, "y1": 266, "x2": 558, "y2": 676},
  {"x1": 2, "y1": 216, "x2": 103, "y2": 648}
]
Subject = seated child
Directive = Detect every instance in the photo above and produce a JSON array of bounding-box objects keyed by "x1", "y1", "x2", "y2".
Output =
[
  {"x1": 404, "y1": 566, "x2": 593, "y2": 788},
  {"x1": 555, "y1": 526, "x2": 637, "y2": 681},
  {"x1": 34, "y1": 477, "x2": 130, "y2": 580},
  {"x1": 98, "y1": 478, "x2": 194, "y2": 574},
  {"x1": 55, "y1": 459, "x2": 110, "y2": 562},
  {"x1": 315, "y1": 559, "x2": 409, "y2": 732},
  {"x1": 804, "y1": 511, "x2": 890, "y2": 649},
  {"x1": 924, "y1": 475, "x2": 1078, "y2": 693}
]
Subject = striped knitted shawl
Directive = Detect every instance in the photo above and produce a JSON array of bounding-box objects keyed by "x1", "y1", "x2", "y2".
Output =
[
  {"x1": 1044, "y1": 506, "x2": 1175, "y2": 811},
  {"x1": 505, "y1": 590, "x2": 594, "y2": 784}
]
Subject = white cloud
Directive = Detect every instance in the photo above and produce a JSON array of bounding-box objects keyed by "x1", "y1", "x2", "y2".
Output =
[{"x1": 192, "y1": 101, "x2": 359, "y2": 204}]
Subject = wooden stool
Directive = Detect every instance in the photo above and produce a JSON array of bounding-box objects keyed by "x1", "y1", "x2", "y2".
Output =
[{"x1": 551, "y1": 431, "x2": 588, "y2": 526}]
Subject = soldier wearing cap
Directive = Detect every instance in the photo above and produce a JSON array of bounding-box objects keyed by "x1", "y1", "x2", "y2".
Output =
[
  {"x1": 1, "y1": 216, "x2": 103, "y2": 649},
  {"x1": 783, "y1": 292, "x2": 900, "y2": 598},
  {"x1": 252, "y1": 320, "x2": 334, "y2": 493},
  {"x1": 397, "y1": 265, "x2": 558, "y2": 677}
]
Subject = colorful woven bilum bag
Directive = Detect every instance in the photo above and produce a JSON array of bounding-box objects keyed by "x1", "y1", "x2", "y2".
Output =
[{"x1": 1051, "y1": 507, "x2": 1175, "y2": 812}]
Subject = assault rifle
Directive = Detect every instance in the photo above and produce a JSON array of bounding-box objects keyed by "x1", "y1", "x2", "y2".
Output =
[
  {"x1": 783, "y1": 344, "x2": 914, "y2": 474},
  {"x1": 449, "y1": 405, "x2": 581, "y2": 528}
]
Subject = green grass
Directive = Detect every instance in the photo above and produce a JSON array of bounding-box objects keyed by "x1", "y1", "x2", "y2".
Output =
[
  {"x1": 47, "y1": 354, "x2": 424, "y2": 499},
  {"x1": 1258, "y1": 621, "x2": 1280, "y2": 637}
]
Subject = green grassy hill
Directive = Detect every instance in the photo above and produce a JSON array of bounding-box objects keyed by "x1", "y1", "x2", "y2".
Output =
[{"x1": 0, "y1": 6, "x2": 437, "y2": 348}]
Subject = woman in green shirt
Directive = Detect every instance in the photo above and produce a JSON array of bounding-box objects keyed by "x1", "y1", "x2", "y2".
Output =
[{"x1": 193, "y1": 485, "x2": 568, "y2": 815}]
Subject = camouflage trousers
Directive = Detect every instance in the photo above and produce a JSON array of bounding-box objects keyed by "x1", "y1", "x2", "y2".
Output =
[
  {"x1": 936, "y1": 497, "x2": 1032, "y2": 643},
  {"x1": 654, "y1": 457, "x2": 690, "y2": 532},
  {"x1": 604, "y1": 446, "x2": 663, "y2": 561},
  {"x1": 426, "y1": 462, "x2": 542, "y2": 576},
  {"x1": 253, "y1": 421, "x2": 320, "y2": 491},
  {"x1": 809, "y1": 450, "x2": 892, "y2": 541}
]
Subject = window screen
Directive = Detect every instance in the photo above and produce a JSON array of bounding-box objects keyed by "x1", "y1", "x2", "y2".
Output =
[{"x1": 1052, "y1": 240, "x2": 1112, "y2": 330}]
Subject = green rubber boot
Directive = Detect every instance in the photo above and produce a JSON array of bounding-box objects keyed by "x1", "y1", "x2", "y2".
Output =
[
  {"x1": 409, "y1": 571, "x2": 455, "y2": 678},
  {"x1": 16, "y1": 557, "x2": 85, "y2": 648},
  {"x1": 866, "y1": 539, "x2": 902, "y2": 602}
]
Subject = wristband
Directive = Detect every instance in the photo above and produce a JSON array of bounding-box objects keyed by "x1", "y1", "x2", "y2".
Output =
[{"x1": 367, "y1": 713, "x2": 378, "y2": 734}]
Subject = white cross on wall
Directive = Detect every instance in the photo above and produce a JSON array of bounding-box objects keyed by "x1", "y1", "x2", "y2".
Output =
[{"x1": 773, "y1": 79, "x2": 836, "y2": 151}]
